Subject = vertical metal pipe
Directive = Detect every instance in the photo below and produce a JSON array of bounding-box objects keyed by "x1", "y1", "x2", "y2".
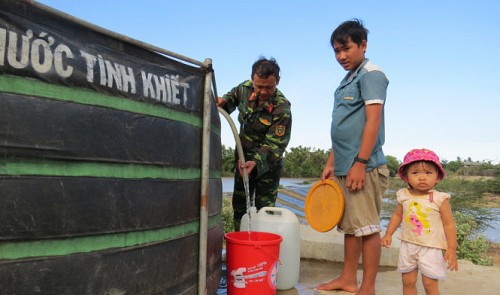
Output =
[{"x1": 198, "y1": 58, "x2": 213, "y2": 295}]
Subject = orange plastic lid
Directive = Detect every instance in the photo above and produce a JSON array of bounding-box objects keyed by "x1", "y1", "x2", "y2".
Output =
[{"x1": 305, "y1": 179, "x2": 345, "y2": 232}]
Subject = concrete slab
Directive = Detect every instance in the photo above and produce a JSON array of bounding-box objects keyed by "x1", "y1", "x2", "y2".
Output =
[{"x1": 299, "y1": 224, "x2": 400, "y2": 267}]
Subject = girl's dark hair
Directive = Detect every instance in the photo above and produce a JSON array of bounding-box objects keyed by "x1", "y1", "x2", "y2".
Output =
[
  {"x1": 331, "y1": 18, "x2": 369, "y2": 47},
  {"x1": 251, "y1": 57, "x2": 280, "y2": 79}
]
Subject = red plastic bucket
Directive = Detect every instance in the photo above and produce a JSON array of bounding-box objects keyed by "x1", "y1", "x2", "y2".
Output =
[{"x1": 224, "y1": 231, "x2": 282, "y2": 295}]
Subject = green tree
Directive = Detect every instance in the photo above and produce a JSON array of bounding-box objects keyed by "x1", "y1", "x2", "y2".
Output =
[
  {"x1": 446, "y1": 160, "x2": 463, "y2": 172},
  {"x1": 222, "y1": 144, "x2": 500, "y2": 180},
  {"x1": 385, "y1": 155, "x2": 400, "y2": 177},
  {"x1": 221, "y1": 144, "x2": 235, "y2": 176},
  {"x1": 283, "y1": 146, "x2": 329, "y2": 177}
]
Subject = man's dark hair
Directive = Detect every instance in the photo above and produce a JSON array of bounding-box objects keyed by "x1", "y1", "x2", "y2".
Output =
[
  {"x1": 251, "y1": 57, "x2": 280, "y2": 79},
  {"x1": 331, "y1": 18, "x2": 369, "y2": 47}
]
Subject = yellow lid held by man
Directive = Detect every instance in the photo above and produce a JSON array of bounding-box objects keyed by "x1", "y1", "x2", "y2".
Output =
[{"x1": 305, "y1": 179, "x2": 345, "y2": 232}]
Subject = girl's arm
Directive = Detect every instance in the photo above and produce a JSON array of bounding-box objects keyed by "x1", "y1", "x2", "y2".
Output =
[
  {"x1": 381, "y1": 204, "x2": 403, "y2": 247},
  {"x1": 440, "y1": 199, "x2": 458, "y2": 271}
]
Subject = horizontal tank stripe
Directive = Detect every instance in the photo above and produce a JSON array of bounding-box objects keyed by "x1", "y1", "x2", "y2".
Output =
[
  {"x1": 0, "y1": 158, "x2": 221, "y2": 179},
  {"x1": 0, "y1": 74, "x2": 221, "y2": 135},
  {"x1": 0, "y1": 215, "x2": 221, "y2": 260}
]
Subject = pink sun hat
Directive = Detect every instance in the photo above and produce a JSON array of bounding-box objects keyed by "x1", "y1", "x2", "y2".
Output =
[{"x1": 397, "y1": 148, "x2": 446, "y2": 180}]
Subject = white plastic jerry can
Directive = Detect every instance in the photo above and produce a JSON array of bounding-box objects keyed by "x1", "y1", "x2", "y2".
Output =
[{"x1": 240, "y1": 206, "x2": 300, "y2": 290}]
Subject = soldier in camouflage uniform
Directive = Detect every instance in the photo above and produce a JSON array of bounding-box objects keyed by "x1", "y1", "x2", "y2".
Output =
[{"x1": 217, "y1": 57, "x2": 292, "y2": 230}]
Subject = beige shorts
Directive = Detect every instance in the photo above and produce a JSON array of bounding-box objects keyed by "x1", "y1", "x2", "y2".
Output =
[
  {"x1": 398, "y1": 241, "x2": 447, "y2": 280},
  {"x1": 335, "y1": 165, "x2": 389, "y2": 237}
]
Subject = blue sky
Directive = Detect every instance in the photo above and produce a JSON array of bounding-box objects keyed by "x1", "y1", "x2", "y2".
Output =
[{"x1": 37, "y1": 0, "x2": 500, "y2": 163}]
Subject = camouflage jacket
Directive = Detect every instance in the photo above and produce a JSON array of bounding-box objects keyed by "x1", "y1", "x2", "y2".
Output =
[{"x1": 221, "y1": 80, "x2": 292, "y2": 178}]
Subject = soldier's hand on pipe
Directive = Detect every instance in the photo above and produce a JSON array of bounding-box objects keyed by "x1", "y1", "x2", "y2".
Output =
[{"x1": 238, "y1": 160, "x2": 256, "y2": 176}]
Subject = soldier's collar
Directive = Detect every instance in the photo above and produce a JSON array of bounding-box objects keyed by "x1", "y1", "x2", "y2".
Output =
[{"x1": 249, "y1": 92, "x2": 274, "y2": 113}]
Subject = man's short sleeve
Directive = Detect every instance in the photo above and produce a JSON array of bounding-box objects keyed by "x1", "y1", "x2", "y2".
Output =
[{"x1": 360, "y1": 70, "x2": 389, "y2": 104}]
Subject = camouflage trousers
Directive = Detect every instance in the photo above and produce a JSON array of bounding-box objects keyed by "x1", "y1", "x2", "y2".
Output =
[{"x1": 232, "y1": 166, "x2": 281, "y2": 231}]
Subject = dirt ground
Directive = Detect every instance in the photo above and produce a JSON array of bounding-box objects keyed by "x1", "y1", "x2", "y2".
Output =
[
  {"x1": 477, "y1": 192, "x2": 500, "y2": 208},
  {"x1": 489, "y1": 242, "x2": 500, "y2": 266}
]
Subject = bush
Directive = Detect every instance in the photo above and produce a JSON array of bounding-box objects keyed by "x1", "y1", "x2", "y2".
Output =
[
  {"x1": 454, "y1": 211, "x2": 492, "y2": 266},
  {"x1": 222, "y1": 197, "x2": 235, "y2": 233}
]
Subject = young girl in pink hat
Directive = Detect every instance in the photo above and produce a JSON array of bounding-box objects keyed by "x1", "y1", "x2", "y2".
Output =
[{"x1": 381, "y1": 148, "x2": 458, "y2": 295}]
